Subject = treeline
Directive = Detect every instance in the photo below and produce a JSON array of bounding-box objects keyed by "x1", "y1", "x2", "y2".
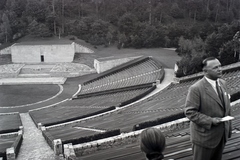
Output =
[
  {"x1": 0, "y1": 0, "x2": 240, "y2": 76},
  {"x1": 176, "y1": 22, "x2": 240, "y2": 77}
]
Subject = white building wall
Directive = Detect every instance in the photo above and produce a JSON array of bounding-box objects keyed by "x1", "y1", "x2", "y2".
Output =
[
  {"x1": 11, "y1": 45, "x2": 41, "y2": 63},
  {"x1": 94, "y1": 56, "x2": 141, "y2": 73},
  {"x1": 11, "y1": 43, "x2": 75, "y2": 63}
]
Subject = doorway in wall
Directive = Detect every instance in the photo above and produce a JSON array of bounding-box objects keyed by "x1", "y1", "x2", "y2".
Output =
[{"x1": 41, "y1": 55, "x2": 44, "y2": 62}]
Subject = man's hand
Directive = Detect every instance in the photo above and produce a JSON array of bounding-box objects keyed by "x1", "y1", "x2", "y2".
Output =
[{"x1": 212, "y1": 117, "x2": 222, "y2": 125}]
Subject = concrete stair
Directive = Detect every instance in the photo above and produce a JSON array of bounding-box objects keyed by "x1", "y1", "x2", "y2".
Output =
[
  {"x1": 0, "y1": 77, "x2": 67, "y2": 85},
  {"x1": 18, "y1": 73, "x2": 51, "y2": 78}
]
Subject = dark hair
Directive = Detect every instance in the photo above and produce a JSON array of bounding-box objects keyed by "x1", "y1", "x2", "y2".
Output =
[
  {"x1": 140, "y1": 128, "x2": 166, "y2": 160},
  {"x1": 202, "y1": 57, "x2": 217, "y2": 69}
]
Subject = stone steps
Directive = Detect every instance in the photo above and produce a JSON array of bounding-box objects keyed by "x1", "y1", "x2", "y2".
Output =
[
  {"x1": 0, "y1": 77, "x2": 67, "y2": 85},
  {"x1": 18, "y1": 73, "x2": 51, "y2": 78}
]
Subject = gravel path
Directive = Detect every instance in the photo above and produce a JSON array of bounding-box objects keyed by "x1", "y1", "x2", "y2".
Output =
[{"x1": 17, "y1": 113, "x2": 57, "y2": 160}]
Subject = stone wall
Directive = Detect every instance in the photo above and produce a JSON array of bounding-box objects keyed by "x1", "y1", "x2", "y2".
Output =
[{"x1": 0, "y1": 64, "x2": 24, "y2": 78}]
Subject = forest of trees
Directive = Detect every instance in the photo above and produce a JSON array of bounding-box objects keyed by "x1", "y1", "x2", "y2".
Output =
[{"x1": 0, "y1": 0, "x2": 240, "y2": 76}]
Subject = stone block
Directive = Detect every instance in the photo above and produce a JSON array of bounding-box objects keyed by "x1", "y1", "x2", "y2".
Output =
[
  {"x1": 19, "y1": 126, "x2": 24, "y2": 134},
  {"x1": 38, "y1": 123, "x2": 42, "y2": 129},
  {"x1": 18, "y1": 130, "x2": 23, "y2": 135},
  {"x1": 53, "y1": 139, "x2": 63, "y2": 155},
  {"x1": 6, "y1": 147, "x2": 15, "y2": 160},
  {"x1": 41, "y1": 126, "x2": 46, "y2": 131},
  {"x1": 63, "y1": 143, "x2": 77, "y2": 159}
]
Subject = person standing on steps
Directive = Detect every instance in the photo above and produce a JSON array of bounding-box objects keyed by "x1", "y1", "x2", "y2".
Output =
[{"x1": 184, "y1": 57, "x2": 232, "y2": 160}]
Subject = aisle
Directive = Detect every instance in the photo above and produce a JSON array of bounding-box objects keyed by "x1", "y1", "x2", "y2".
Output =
[{"x1": 17, "y1": 113, "x2": 56, "y2": 160}]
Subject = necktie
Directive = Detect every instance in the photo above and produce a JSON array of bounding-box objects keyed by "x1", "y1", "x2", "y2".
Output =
[{"x1": 216, "y1": 81, "x2": 224, "y2": 106}]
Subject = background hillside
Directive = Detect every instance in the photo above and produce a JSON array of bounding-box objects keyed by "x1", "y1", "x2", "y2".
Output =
[{"x1": 0, "y1": 0, "x2": 240, "y2": 76}]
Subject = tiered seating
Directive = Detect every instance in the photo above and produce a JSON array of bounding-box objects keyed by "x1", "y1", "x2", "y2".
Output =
[
  {"x1": 80, "y1": 133, "x2": 240, "y2": 160},
  {"x1": 81, "y1": 103, "x2": 240, "y2": 160},
  {"x1": 0, "y1": 136, "x2": 20, "y2": 160},
  {"x1": 221, "y1": 70, "x2": 240, "y2": 102},
  {"x1": 80, "y1": 57, "x2": 162, "y2": 94},
  {"x1": 41, "y1": 80, "x2": 191, "y2": 147},
  {"x1": 41, "y1": 67, "x2": 240, "y2": 151},
  {"x1": 63, "y1": 79, "x2": 196, "y2": 131},
  {"x1": 0, "y1": 114, "x2": 22, "y2": 134},
  {"x1": 0, "y1": 113, "x2": 23, "y2": 160},
  {"x1": 29, "y1": 86, "x2": 153, "y2": 127}
]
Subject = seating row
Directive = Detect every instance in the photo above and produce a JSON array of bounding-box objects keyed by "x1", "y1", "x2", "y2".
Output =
[
  {"x1": 80, "y1": 58, "x2": 162, "y2": 94},
  {"x1": 30, "y1": 86, "x2": 154, "y2": 127},
  {"x1": 0, "y1": 113, "x2": 23, "y2": 160}
]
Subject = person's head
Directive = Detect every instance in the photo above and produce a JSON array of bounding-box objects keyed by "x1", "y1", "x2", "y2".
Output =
[
  {"x1": 140, "y1": 127, "x2": 166, "y2": 160},
  {"x1": 202, "y1": 57, "x2": 222, "y2": 80}
]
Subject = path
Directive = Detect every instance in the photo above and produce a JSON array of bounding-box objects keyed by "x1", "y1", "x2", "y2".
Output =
[
  {"x1": 17, "y1": 113, "x2": 57, "y2": 160},
  {"x1": 140, "y1": 68, "x2": 175, "y2": 100},
  {"x1": 157, "y1": 68, "x2": 175, "y2": 89}
]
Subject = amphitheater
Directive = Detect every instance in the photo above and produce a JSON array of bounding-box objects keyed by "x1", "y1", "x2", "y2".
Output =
[{"x1": 0, "y1": 55, "x2": 240, "y2": 160}]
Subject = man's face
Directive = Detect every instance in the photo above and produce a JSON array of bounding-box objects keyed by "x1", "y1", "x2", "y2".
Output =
[{"x1": 204, "y1": 59, "x2": 222, "y2": 80}]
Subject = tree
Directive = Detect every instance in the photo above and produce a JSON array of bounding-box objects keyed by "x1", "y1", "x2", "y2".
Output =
[
  {"x1": 0, "y1": 0, "x2": 7, "y2": 10},
  {"x1": 233, "y1": 31, "x2": 240, "y2": 60},
  {"x1": 205, "y1": 32, "x2": 222, "y2": 57},
  {"x1": 118, "y1": 13, "x2": 138, "y2": 36},
  {"x1": 187, "y1": 0, "x2": 202, "y2": 22},
  {"x1": 219, "y1": 40, "x2": 238, "y2": 65},
  {"x1": 106, "y1": 31, "x2": 113, "y2": 45},
  {"x1": 27, "y1": 20, "x2": 52, "y2": 37},
  {"x1": 1, "y1": 13, "x2": 12, "y2": 42},
  {"x1": 117, "y1": 33, "x2": 127, "y2": 49},
  {"x1": 170, "y1": 3, "x2": 184, "y2": 19},
  {"x1": 25, "y1": 0, "x2": 48, "y2": 23}
]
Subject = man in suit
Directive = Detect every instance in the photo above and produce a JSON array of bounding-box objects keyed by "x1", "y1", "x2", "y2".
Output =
[{"x1": 184, "y1": 57, "x2": 232, "y2": 160}]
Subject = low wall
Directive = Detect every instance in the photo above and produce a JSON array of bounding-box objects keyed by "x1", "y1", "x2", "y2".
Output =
[
  {"x1": 0, "y1": 64, "x2": 23, "y2": 78},
  {"x1": 49, "y1": 71, "x2": 96, "y2": 78},
  {"x1": 73, "y1": 118, "x2": 190, "y2": 156}
]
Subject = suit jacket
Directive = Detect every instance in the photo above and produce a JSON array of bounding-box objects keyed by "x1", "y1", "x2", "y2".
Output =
[{"x1": 184, "y1": 77, "x2": 232, "y2": 148}]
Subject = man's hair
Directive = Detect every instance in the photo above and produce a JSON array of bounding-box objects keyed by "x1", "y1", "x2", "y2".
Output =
[{"x1": 202, "y1": 57, "x2": 217, "y2": 69}]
